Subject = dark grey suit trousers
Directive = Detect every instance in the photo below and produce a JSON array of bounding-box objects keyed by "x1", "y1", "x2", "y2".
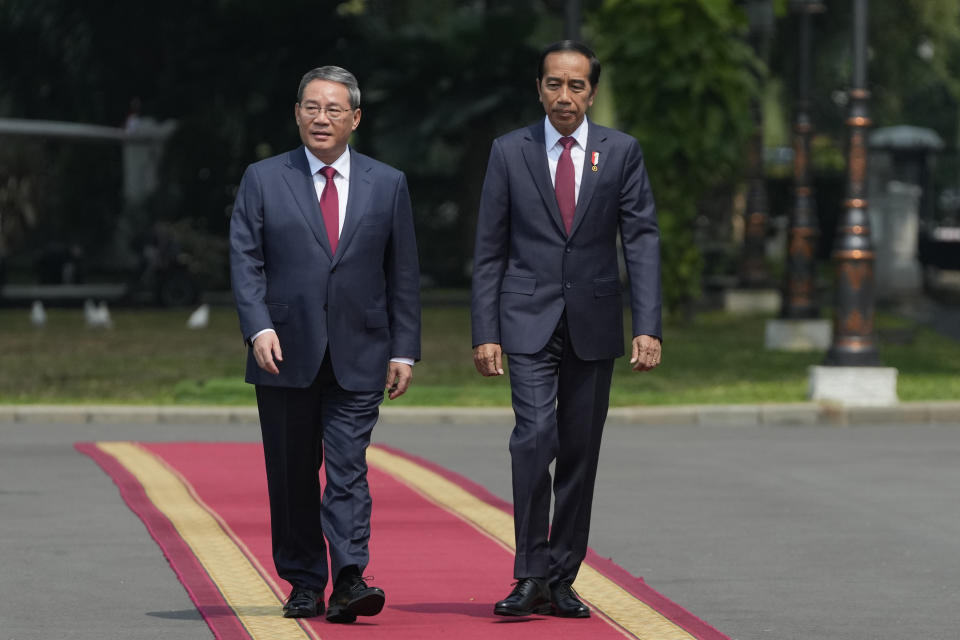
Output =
[
  {"x1": 506, "y1": 314, "x2": 614, "y2": 584},
  {"x1": 255, "y1": 355, "x2": 382, "y2": 592}
]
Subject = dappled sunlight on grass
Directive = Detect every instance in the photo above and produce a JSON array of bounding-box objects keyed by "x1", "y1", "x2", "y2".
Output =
[{"x1": 2, "y1": 305, "x2": 958, "y2": 406}]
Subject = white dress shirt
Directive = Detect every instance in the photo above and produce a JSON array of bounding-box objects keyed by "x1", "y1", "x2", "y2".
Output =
[
  {"x1": 305, "y1": 146, "x2": 350, "y2": 235},
  {"x1": 545, "y1": 116, "x2": 589, "y2": 203}
]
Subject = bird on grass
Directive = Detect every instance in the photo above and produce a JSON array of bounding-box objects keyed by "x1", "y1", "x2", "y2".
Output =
[
  {"x1": 186, "y1": 304, "x2": 210, "y2": 329},
  {"x1": 30, "y1": 300, "x2": 46, "y2": 327},
  {"x1": 84, "y1": 299, "x2": 113, "y2": 329}
]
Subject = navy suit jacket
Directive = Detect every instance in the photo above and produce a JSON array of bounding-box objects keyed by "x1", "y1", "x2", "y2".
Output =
[
  {"x1": 230, "y1": 146, "x2": 421, "y2": 391},
  {"x1": 471, "y1": 120, "x2": 661, "y2": 360}
]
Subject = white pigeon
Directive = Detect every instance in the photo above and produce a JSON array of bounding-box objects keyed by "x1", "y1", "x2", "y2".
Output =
[
  {"x1": 85, "y1": 299, "x2": 113, "y2": 329},
  {"x1": 96, "y1": 301, "x2": 113, "y2": 329},
  {"x1": 186, "y1": 303, "x2": 210, "y2": 329},
  {"x1": 83, "y1": 299, "x2": 97, "y2": 326},
  {"x1": 30, "y1": 300, "x2": 46, "y2": 327}
]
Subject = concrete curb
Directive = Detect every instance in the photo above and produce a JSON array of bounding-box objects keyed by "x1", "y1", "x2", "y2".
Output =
[{"x1": 1, "y1": 402, "x2": 958, "y2": 425}]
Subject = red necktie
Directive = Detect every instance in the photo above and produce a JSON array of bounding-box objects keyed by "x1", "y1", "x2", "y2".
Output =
[
  {"x1": 319, "y1": 166, "x2": 339, "y2": 253},
  {"x1": 555, "y1": 136, "x2": 576, "y2": 234}
]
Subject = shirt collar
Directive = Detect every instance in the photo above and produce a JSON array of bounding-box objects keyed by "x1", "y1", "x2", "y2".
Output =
[
  {"x1": 544, "y1": 116, "x2": 589, "y2": 151},
  {"x1": 305, "y1": 146, "x2": 351, "y2": 180}
]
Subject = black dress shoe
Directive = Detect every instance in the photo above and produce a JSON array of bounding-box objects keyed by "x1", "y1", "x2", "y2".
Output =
[
  {"x1": 283, "y1": 586, "x2": 324, "y2": 618},
  {"x1": 550, "y1": 581, "x2": 590, "y2": 618},
  {"x1": 494, "y1": 578, "x2": 551, "y2": 616},
  {"x1": 326, "y1": 574, "x2": 385, "y2": 623}
]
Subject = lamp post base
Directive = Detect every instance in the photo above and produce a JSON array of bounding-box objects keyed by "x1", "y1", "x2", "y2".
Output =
[
  {"x1": 823, "y1": 344, "x2": 881, "y2": 366},
  {"x1": 808, "y1": 365, "x2": 898, "y2": 406},
  {"x1": 765, "y1": 318, "x2": 831, "y2": 351}
]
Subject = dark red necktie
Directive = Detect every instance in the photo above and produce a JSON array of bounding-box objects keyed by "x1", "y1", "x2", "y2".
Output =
[
  {"x1": 555, "y1": 136, "x2": 576, "y2": 234},
  {"x1": 319, "y1": 166, "x2": 339, "y2": 253}
]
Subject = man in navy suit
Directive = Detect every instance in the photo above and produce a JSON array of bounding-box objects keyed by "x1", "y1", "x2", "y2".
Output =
[
  {"x1": 471, "y1": 41, "x2": 662, "y2": 619},
  {"x1": 230, "y1": 66, "x2": 420, "y2": 622}
]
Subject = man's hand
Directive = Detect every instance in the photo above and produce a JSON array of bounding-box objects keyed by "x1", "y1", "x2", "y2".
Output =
[
  {"x1": 252, "y1": 331, "x2": 283, "y2": 375},
  {"x1": 630, "y1": 335, "x2": 661, "y2": 372},
  {"x1": 473, "y1": 343, "x2": 504, "y2": 376},
  {"x1": 385, "y1": 362, "x2": 413, "y2": 400}
]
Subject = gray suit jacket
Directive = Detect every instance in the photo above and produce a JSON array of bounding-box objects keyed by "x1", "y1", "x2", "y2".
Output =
[
  {"x1": 230, "y1": 146, "x2": 420, "y2": 390},
  {"x1": 471, "y1": 120, "x2": 661, "y2": 359}
]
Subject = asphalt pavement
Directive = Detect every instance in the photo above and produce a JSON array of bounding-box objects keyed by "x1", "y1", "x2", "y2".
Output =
[{"x1": 2, "y1": 410, "x2": 960, "y2": 640}]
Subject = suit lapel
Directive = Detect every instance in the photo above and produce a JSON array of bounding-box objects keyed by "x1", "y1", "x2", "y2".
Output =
[
  {"x1": 281, "y1": 147, "x2": 334, "y2": 258},
  {"x1": 333, "y1": 148, "x2": 373, "y2": 267},
  {"x1": 520, "y1": 124, "x2": 567, "y2": 236},
  {"x1": 569, "y1": 121, "x2": 607, "y2": 238}
]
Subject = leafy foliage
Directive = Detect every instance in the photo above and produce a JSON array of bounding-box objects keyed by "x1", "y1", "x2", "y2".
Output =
[
  {"x1": 347, "y1": 2, "x2": 547, "y2": 285},
  {"x1": 0, "y1": 0, "x2": 561, "y2": 288},
  {"x1": 2, "y1": 0, "x2": 957, "y2": 297},
  {"x1": 0, "y1": 0, "x2": 363, "y2": 281},
  {"x1": 771, "y1": 0, "x2": 960, "y2": 145},
  {"x1": 591, "y1": 0, "x2": 761, "y2": 316}
]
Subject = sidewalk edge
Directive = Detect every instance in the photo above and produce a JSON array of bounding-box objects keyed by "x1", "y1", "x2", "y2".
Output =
[{"x1": 2, "y1": 402, "x2": 958, "y2": 425}]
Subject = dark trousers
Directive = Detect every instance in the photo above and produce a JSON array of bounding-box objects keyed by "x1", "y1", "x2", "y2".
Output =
[
  {"x1": 506, "y1": 315, "x2": 615, "y2": 584},
  {"x1": 255, "y1": 355, "x2": 383, "y2": 592}
]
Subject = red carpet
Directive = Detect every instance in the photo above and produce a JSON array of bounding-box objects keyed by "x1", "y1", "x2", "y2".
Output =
[{"x1": 77, "y1": 441, "x2": 728, "y2": 640}]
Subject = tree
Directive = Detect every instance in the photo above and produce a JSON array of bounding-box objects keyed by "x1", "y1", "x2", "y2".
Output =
[
  {"x1": 0, "y1": 0, "x2": 563, "y2": 288},
  {"x1": 775, "y1": 0, "x2": 960, "y2": 146},
  {"x1": 346, "y1": 1, "x2": 550, "y2": 285},
  {"x1": 591, "y1": 0, "x2": 761, "y2": 316},
  {"x1": 0, "y1": 0, "x2": 361, "y2": 285}
]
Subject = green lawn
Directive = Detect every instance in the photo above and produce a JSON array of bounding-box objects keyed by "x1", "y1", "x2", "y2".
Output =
[{"x1": 2, "y1": 305, "x2": 958, "y2": 405}]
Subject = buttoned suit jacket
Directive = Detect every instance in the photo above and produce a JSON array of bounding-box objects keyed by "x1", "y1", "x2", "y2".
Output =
[
  {"x1": 230, "y1": 146, "x2": 420, "y2": 391},
  {"x1": 471, "y1": 120, "x2": 661, "y2": 359}
]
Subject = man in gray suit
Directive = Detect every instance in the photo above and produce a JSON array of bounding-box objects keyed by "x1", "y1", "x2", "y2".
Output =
[
  {"x1": 471, "y1": 41, "x2": 662, "y2": 619},
  {"x1": 230, "y1": 66, "x2": 420, "y2": 622}
]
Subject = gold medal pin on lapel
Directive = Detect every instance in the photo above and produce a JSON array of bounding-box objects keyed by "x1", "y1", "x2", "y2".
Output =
[{"x1": 591, "y1": 151, "x2": 599, "y2": 172}]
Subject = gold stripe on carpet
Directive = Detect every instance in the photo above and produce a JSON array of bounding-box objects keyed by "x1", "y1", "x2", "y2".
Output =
[
  {"x1": 367, "y1": 446, "x2": 696, "y2": 640},
  {"x1": 97, "y1": 442, "x2": 315, "y2": 640}
]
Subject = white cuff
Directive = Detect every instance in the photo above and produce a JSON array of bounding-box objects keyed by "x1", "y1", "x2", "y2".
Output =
[{"x1": 249, "y1": 328, "x2": 276, "y2": 344}]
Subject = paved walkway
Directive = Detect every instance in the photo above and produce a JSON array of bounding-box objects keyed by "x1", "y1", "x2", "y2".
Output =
[{"x1": 2, "y1": 411, "x2": 960, "y2": 639}]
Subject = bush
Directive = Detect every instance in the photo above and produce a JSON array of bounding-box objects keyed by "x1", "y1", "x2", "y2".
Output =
[{"x1": 592, "y1": 0, "x2": 761, "y2": 316}]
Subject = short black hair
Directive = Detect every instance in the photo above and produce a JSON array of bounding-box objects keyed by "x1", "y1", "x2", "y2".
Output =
[{"x1": 537, "y1": 40, "x2": 601, "y2": 88}]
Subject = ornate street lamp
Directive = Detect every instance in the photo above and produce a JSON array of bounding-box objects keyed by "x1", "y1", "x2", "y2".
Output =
[
  {"x1": 825, "y1": 0, "x2": 880, "y2": 365},
  {"x1": 781, "y1": 0, "x2": 825, "y2": 317}
]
